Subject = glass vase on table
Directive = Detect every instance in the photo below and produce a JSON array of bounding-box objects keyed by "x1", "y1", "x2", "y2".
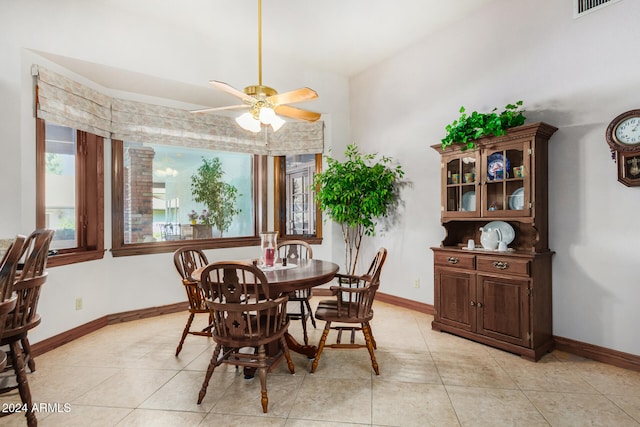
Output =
[{"x1": 260, "y1": 232, "x2": 277, "y2": 267}]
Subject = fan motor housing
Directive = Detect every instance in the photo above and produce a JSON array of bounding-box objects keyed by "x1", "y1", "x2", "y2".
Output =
[{"x1": 244, "y1": 85, "x2": 277, "y2": 98}]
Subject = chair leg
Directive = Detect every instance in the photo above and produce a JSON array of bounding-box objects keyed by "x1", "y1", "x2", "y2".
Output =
[
  {"x1": 257, "y1": 345, "x2": 269, "y2": 413},
  {"x1": 310, "y1": 321, "x2": 331, "y2": 373},
  {"x1": 9, "y1": 341, "x2": 37, "y2": 426},
  {"x1": 304, "y1": 298, "x2": 316, "y2": 328},
  {"x1": 300, "y1": 300, "x2": 309, "y2": 345},
  {"x1": 198, "y1": 344, "x2": 222, "y2": 404},
  {"x1": 176, "y1": 312, "x2": 195, "y2": 356},
  {"x1": 21, "y1": 336, "x2": 36, "y2": 372},
  {"x1": 280, "y1": 336, "x2": 295, "y2": 374},
  {"x1": 362, "y1": 322, "x2": 380, "y2": 375}
]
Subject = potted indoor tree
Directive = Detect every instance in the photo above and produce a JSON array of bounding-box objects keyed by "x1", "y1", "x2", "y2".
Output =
[
  {"x1": 190, "y1": 157, "x2": 241, "y2": 238},
  {"x1": 314, "y1": 144, "x2": 405, "y2": 274}
]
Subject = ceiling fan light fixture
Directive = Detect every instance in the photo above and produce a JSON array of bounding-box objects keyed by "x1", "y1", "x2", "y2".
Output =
[
  {"x1": 236, "y1": 112, "x2": 262, "y2": 133},
  {"x1": 270, "y1": 114, "x2": 286, "y2": 132},
  {"x1": 258, "y1": 106, "x2": 277, "y2": 124}
]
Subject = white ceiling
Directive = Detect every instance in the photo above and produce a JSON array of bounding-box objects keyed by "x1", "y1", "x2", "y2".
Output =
[
  {"x1": 37, "y1": 0, "x2": 497, "y2": 109},
  {"x1": 220, "y1": 0, "x2": 498, "y2": 77}
]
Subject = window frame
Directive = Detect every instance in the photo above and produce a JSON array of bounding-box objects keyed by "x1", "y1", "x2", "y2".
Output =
[
  {"x1": 273, "y1": 154, "x2": 323, "y2": 244},
  {"x1": 36, "y1": 118, "x2": 105, "y2": 267},
  {"x1": 110, "y1": 140, "x2": 266, "y2": 257}
]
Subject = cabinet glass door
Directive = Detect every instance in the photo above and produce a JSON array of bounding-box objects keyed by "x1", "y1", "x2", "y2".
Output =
[
  {"x1": 443, "y1": 153, "x2": 478, "y2": 217},
  {"x1": 482, "y1": 143, "x2": 530, "y2": 217}
]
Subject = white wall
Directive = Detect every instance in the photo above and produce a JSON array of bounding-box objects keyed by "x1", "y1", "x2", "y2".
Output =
[
  {"x1": 2, "y1": 0, "x2": 638, "y2": 358},
  {"x1": 0, "y1": 0, "x2": 347, "y2": 343},
  {"x1": 350, "y1": 0, "x2": 640, "y2": 355}
]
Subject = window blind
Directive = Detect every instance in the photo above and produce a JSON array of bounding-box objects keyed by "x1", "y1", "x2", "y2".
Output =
[
  {"x1": 34, "y1": 66, "x2": 324, "y2": 155},
  {"x1": 34, "y1": 66, "x2": 111, "y2": 138}
]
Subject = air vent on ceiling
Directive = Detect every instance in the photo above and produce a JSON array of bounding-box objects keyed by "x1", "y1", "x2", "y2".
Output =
[{"x1": 574, "y1": 0, "x2": 622, "y2": 18}]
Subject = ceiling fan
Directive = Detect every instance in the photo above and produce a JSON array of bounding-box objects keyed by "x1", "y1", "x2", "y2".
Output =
[{"x1": 193, "y1": 0, "x2": 320, "y2": 132}]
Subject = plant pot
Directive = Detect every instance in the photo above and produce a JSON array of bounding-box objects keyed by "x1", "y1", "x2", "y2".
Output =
[{"x1": 191, "y1": 224, "x2": 212, "y2": 239}]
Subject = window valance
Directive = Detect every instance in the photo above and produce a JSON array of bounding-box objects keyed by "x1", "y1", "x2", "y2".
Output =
[{"x1": 33, "y1": 65, "x2": 324, "y2": 155}]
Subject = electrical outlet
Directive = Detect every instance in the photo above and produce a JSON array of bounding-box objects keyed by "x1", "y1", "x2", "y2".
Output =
[
  {"x1": 75, "y1": 298, "x2": 83, "y2": 311},
  {"x1": 414, "y1": 279, "x2": 420, "y2": 289}
]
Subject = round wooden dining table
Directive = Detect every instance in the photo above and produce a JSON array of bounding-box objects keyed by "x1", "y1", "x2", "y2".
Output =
[{"x1": 191, "y1": 258, "x2": 340, "y2": 358}]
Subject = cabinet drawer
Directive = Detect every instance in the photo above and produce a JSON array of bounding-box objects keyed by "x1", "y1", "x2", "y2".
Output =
[
  {"x1": 476, "y1": 256, "x2": 530, "y2": 276},
  {"x1": 434, "y1": 252, "x2": 475, "y2": 269}
]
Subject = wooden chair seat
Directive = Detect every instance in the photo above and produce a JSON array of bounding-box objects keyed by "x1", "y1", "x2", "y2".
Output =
[
  {"x1": 315, "y1": 303, "x2": 374, "y2": 323},
  {"x1": 197, "y1": 262, "x2": 295, "y2": 413},
  {"x1": 310, "y1": 248, "x2": 387, "y2": 375}
]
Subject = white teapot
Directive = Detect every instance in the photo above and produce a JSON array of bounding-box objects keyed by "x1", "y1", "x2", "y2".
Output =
[{"x1": 479, "y1": 226, "x2": 502, "y2": 250}]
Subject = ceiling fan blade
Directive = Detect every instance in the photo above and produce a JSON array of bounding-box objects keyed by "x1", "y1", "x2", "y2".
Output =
[
  {"x1": 209, "y1": 80, "x2": 255, "y2": 103},
  {"x1": 275, "y1": 105, "x2": 321, "y2": 122},
  {"x1": 191, "y1": 104, "x2": 249, "y2": 113},
  {"x1": 268, "y1": 87, "x2": 318, "y2": 106}
]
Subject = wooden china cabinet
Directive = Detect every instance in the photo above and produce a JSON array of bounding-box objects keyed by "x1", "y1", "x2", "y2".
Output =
[{"x1": 431, "y1": 122, "x2": 557, "y2": 361}]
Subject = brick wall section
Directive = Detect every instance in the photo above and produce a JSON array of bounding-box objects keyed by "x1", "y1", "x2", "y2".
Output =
[{"x1": 125, "y1": 146, "x2": 155, "y2": 243}]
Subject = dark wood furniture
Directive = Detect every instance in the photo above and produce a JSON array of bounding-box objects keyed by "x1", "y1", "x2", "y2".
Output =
[
  {"x1": 196, "y1": 261, "x2": 295, "y2": 413},
  {"x1": 172, "y1": 247, "x2": 213, "y2": 356},
  {"x1": 0, "y1": 236, "x2": 25, "y2": 374},
  {"x1": 192, "y1": 258, "x2": 339, "y2": 358},
  {"x1": 605, "y1": 109, "x2": 640, "y2": 187},
  {"x1": 0, "y1": 295, "x2": 17, "y2": 372},
  {"x1": 0, "y1": 235, "x2": 26, "y2": 300},
  {"x1": 14, "y1": 229, "x2": 54, "y2": 373},
  {"x1": 311, "y1": 248, "x2": 387, "y2": 374},
  {"x1": 276, "y1": 239, "x2": 315, "y2": 344},
  {"x1": 0, "y1": 273, "x2": 48, "y2": 427},
  {"x1": 431, "y1": 122, "x2": 557, "y2": 361}
]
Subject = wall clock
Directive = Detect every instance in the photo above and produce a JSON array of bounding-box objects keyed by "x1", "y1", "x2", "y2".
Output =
[{"x1": 606, "y1": 109, "x2": 640, "y2": 187}]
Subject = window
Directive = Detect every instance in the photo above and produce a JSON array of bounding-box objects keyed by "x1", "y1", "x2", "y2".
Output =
[
  {"x1": 36, "y1": 119, "x2": 105, "y2": 267},
  {"x1": 274, "y1": 154, "x2": 322, "y2": 242},
  {"x1": 111, "y1": 140, "x2": 265, "y2": 256}
]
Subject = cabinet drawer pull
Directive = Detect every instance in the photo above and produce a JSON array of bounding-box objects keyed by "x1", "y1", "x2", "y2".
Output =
[
  {"x1": 493, "y1": 261, "x2": 509, "y2": 270},
  {"x1": 447, "y1": 257, "x2": 459, "y2": 264}
]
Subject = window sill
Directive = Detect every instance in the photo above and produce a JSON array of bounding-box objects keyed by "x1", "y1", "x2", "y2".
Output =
[
  {"x1": 47, "y1": 249, "x2": 106, "y2": 267},
  {"x1": 110, "y1": 236, "x2": 261, "y2": 258}
]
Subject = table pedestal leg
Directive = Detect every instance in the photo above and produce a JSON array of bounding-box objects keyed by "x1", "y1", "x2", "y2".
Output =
[{"x1": 284, "y1": 332, "x2": 317, "y2": 358}]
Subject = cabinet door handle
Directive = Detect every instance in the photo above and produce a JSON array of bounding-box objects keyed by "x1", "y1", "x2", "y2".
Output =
[
  {"x1": 447, "y1": 257, "x2": 459, "y2": 264},
  {"x1": 470, "y1": 301, "x2": 475, "y2": 306},
  {"x1": 476, "y1": 302, "x2": 483, "y2": 308},
  {"x1": 493, "y1": 261, "x2": 508, "y2": 270}
]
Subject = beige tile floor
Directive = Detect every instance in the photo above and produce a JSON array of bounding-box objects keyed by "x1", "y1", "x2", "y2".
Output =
[{"x1": 1, "y1": 299, "x2": 639, "y2": 426}]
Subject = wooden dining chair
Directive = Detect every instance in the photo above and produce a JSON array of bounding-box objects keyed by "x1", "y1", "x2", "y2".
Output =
[
  {"x1": 173, "y1": 247, "x2": 212, "y2": 356},
  {"x1": 310, "y1": 247, "x2": 387, "y2": 375},
  {"x1": 0, "y1": 235, "x2": 25, "y2": 374},
  {"x1": 197, "y1": 261, "x2": 295, "y2": 413},
  {"x1": 14, "y1": 229, "x2": 54, "y2": 373},
  {"x1": 17, "y1": 228, "x2": 55, "y2": 281},
  {"x1": 0, "y1": 235, "x2": 26, "y2": 301},
  {"x1": 0, "y1": 295, "x2": 17, "y2": 373},
  {"x1": 275, "y1": 239, "x2": 315, "y2": 344},
  {"x1": 0, "y1": 272, "x2": 48, "y2": 427}
]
